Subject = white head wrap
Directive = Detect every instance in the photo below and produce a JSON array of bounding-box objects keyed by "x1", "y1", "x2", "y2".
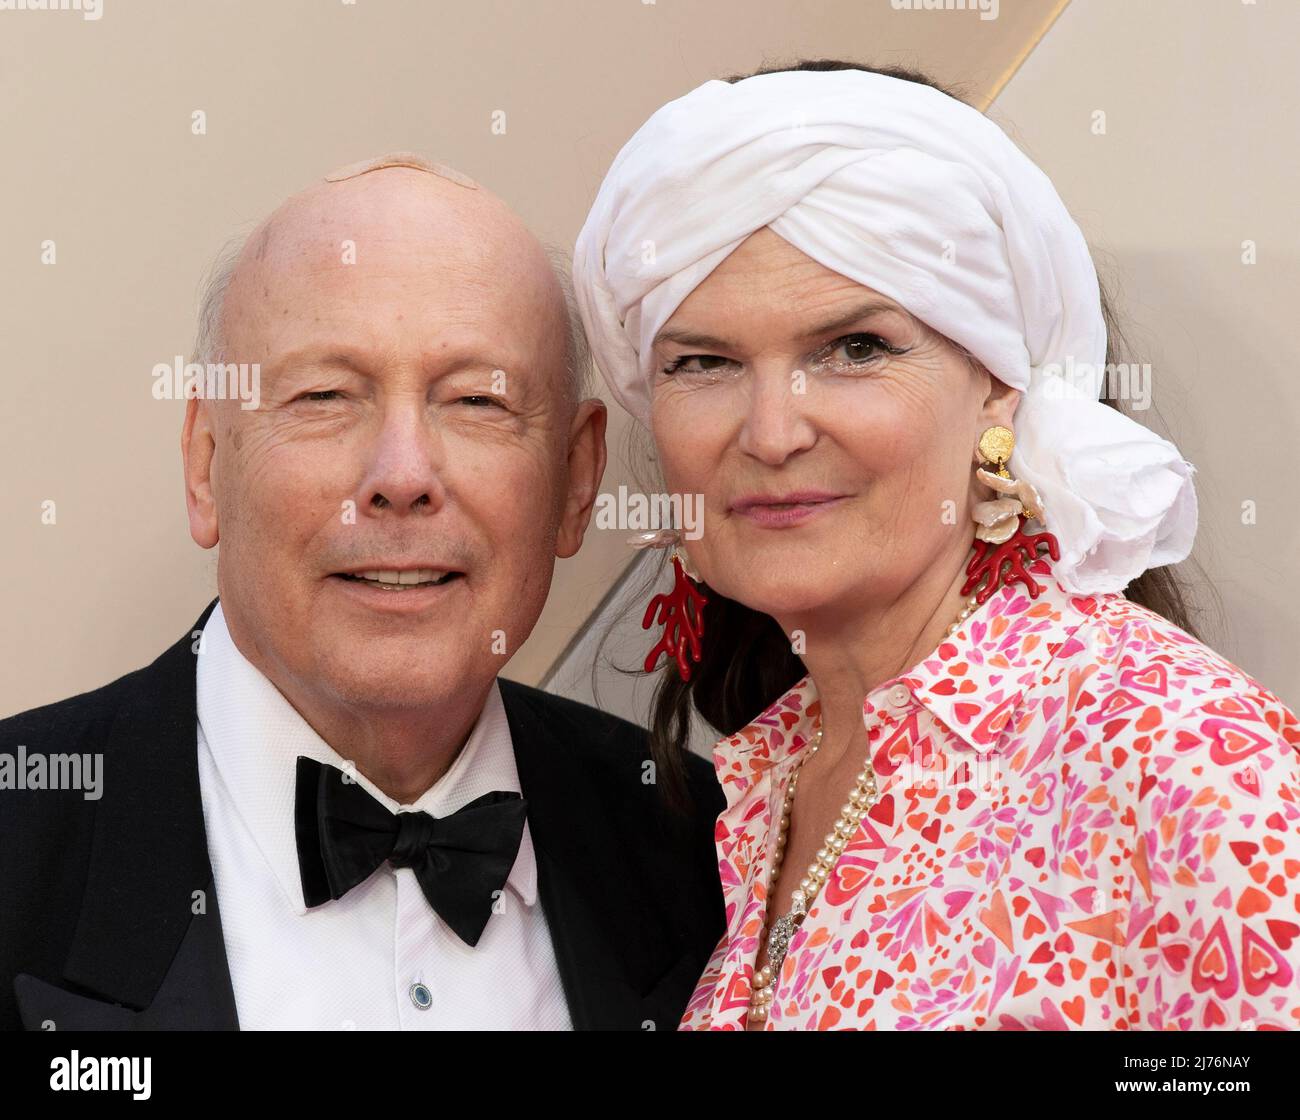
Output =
[{"x1": 572, "y1": 69, "x2": 1197, "y2": 595}]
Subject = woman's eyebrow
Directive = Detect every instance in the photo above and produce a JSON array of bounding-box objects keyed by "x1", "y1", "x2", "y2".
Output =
[
  {"x1": 793, "y1": 300, "x2": 904, "y2": 342},
  {"x1": 653, "y1": 299, "x2": 904, "y2": 351},
  {"x1": 652, "y1": 325, "x2": 735, "y2": 350}
]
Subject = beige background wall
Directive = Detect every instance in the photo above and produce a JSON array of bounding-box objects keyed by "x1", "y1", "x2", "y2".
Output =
[
  {"x1": 1, "y1": 0, "x2": 1295, "y2": 719},
  {"x1": 991, "y1": 0, "x2": 1300, "y2": 703}
]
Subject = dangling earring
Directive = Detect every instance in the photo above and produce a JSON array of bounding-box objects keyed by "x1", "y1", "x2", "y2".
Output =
[
  {"x1": 627, "y1": 529, "x2": 709, "y2": 681},
  {"x1": 962, "y1": 424, "x2": 1061, "y2": 604}
]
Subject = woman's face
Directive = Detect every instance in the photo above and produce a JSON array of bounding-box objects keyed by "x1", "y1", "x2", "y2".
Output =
[{"x1": 649, "y1": 227, "x2": 1020, "y2": 623}]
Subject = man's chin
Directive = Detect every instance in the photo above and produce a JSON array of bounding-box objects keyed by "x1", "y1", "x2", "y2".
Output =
[
  {"x1": 310, "y1": 637, "x2": 494, "y2": 711},
  {"x1": 314, "y1": 665, "x2": 488, "y2": 713}
]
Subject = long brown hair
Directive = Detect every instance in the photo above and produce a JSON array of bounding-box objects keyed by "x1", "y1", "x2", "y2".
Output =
[{"x1": 622, "y1": 58, "x2": 1215, "y2": 811}]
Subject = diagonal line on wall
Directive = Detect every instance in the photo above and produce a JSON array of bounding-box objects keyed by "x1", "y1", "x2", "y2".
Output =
[{"x1": 982, "y1": 0, "x2": 1073, "y2": 110}]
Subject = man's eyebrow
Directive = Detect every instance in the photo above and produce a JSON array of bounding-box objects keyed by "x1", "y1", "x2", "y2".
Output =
[
  {"x1": 652, "y1": 300, "x2": 906, "y2": 351},
  {"x1": 261, "y1": 347, "x2": 371, "y2": 379},
  {"x1": 261, "y1": 342, "x2": 529, "y2": 381}
]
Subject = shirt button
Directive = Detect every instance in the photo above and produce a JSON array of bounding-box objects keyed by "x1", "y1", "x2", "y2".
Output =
[
  {"x1": 409, "y1": 982, "x2": 433, "y2": 1011},
  {"x1": 887, "y1": 684, "x2": 912, "y2": 710}
]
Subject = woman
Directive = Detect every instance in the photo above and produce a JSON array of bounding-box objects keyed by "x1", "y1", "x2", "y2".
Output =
[{"x1": 572, "y1": 61, "x2": 1300, "y2": 1030}]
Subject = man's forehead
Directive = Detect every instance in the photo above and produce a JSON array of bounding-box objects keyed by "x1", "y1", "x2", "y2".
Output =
[
  {"x1": 247, "y1": 154, "x2": 489, "y2": 263},
  {"x1": 223, "y1": 155, "x2": 568, "y2": 379},
  {"x1": 323, "y1": 152, "x2": 479, "y2": 190}
]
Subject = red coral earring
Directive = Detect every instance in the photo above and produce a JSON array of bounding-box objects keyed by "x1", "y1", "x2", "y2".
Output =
[
  {"x1": 961, "y1": 425, "x2": 1061, "y2": 605},
  {"x1": 628, "y1": 531, "x2": 708, "y2": 681}
]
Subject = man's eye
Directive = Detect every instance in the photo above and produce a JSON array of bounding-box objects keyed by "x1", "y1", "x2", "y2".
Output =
[
  {"x1": 457, "y1": 395, "x2": 503, "y2": 408},
  {"x1": 297, "y1": 390, "x2": 341, "y2": 402}
]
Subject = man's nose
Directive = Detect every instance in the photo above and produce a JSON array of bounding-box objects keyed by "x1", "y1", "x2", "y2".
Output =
[
  {"x1": 736, "y1": 365, "x2": 818, "y2": 466},
  {"x1": 356, "y1": 402, "x2": 447, "y2": 515}
]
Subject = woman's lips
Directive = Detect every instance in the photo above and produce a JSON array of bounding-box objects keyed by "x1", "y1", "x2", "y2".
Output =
[{"x1": 729, "y1": 492, "x2": 850, "y2": 528}]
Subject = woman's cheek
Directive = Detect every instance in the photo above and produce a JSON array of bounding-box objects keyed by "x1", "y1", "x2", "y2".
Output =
[{"x1": 658, "y1": 401, "x2": 734, "y2": 488}]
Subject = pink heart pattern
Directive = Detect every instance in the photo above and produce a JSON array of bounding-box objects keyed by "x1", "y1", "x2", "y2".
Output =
[{"x1": 680, "y1": 558, "x2": 1300, "y2": 1031}]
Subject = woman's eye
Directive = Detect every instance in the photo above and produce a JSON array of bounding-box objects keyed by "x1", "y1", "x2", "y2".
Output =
[
  {"x1": 661, "y1": 354, "x2": 734, "y2": 376},
  {"x1": 835, "y1": 333, "x2": 888, "y2": 362}
]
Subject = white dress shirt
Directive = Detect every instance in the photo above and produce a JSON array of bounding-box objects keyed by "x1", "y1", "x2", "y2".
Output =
[{"x1": 194, "y1": 602, "x2": 572, "y2": 1030}]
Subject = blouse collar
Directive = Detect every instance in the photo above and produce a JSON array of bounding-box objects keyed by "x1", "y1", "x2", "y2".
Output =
[{"x1": 710, "y1": 557, "x2": 1106, "y2": 808}]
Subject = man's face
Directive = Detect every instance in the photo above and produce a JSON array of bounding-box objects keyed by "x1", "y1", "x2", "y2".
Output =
[{"x1": 184, "y1": 170, "x2": 603, "y2": 716}]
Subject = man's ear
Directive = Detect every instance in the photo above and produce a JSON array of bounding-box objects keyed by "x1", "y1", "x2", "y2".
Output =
[
  {"x1": 182, "y1": 397, "x2": 220, "y2": 549},
  {"x1": 555, "y1": 398, "x2": 608, "y2": 559}
]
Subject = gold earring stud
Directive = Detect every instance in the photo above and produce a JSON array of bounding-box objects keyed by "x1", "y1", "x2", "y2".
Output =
[{"x1": 977, "y1": 425, "x2": 1015, "y2": 479}]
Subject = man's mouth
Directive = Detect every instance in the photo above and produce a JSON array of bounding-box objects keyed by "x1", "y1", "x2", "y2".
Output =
[{"x1": 333, "y1": 568, "x2": 464, "y2": 591}]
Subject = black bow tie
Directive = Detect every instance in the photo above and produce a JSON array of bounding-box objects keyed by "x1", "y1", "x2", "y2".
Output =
[{"x1": 294, "y1": 756, "x2": 528, "y2": 947}]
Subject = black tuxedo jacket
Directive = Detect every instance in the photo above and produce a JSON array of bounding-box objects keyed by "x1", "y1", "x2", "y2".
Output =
[{"x1": 0, "y1": 600, "x2": 726, "y2": 1031}]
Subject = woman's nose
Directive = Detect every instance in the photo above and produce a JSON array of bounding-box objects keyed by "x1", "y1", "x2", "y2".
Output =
[{"x1": 736, "y1": 366, "x2": 818, "y2": 465}]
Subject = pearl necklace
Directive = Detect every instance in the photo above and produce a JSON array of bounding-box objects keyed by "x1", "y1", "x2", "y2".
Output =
[{"x1": 746, "y1": 589, "x2": 982, "y2": 1026}]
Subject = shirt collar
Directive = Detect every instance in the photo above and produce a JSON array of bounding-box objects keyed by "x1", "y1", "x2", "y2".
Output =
[
  {"x1": 890, "y1": 558, "x2": 1103, "y2": 756},
  {"x1": 712, "y1": 557, "x2": 1105, "y2": 797},
  {"x1": 195, "y1": 601, "x2": 538, "y2": 914}
]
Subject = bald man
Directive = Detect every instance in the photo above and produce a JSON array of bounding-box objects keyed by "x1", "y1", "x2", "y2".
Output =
[{"x1": 0, "y1": 156, "x2": 725, "y2": 1031}]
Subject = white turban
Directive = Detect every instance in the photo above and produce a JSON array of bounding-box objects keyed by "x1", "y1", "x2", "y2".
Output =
[{"x1": 572, "y1": 69, "x2": 1198, "y2": 595}]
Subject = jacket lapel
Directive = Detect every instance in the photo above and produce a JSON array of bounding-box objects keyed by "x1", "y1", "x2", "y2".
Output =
[
  {"x1": 16, "y1": 874, "x2": 238, "y2": 1030},
  {"x1": 13, "y1": 600, "x2": 240, "y2": 1030},
  {"x1": 500, "y1": 681, "x2": 697, "y2": 1030},
  {"x1": 14, "y1": 609, "x2": 704, "y2": 1031}
]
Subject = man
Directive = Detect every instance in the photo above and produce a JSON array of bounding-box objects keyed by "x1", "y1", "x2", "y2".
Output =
[{"x1": 0, "y1": 154, "x2": 724, "y2": 1030}]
